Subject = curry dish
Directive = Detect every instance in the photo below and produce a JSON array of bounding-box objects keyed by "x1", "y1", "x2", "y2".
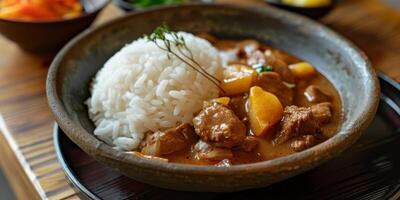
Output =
[{"x1": 133, "y1": 33, "x2": 342, "y2": 166}]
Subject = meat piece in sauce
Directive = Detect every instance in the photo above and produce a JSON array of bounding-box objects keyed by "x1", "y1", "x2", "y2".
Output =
[
  {"x1": 141, "y1": 123, "x2": 198, "y2": 156},
  {"x1": 247, "y1": 49, "x2": 295, "y2": 84},
  {"x1": 311, "y1": 102, "x2": 333, "y2": 124},
  {"x1": 193, "y1": 140, "x2": 233, "y2": 161},
  {"x1": 228, "y1": 94, "x2": 249, "y2": 123},
  {"x1": 193, "y1": 103, "x2": 246, "y2": 148},
  {"x1": 304, "y1": 85, "x2": 331, "y2": 104},
  {"x1": 256, "y1": 72, "x2": 294, "y2": 107},
  {"x1": 290, "y1": 135, "x2": 320, "y2": 152},
  {"x1": 264, "y1": 50, "x2": 296, "y2": 84},
  {"x1": 274, "y1": 106, "x2": 320, "y2": 145},
  {"x1": 237, "y1": 136, "x2": 259, "y2": 152},
  {"x1": 274, "y1": 103, "x2": 333, "y2": 144}
]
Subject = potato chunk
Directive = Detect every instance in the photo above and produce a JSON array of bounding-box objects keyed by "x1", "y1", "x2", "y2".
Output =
[
  {"x1": 249, "y1": 86, "x2": 284, "y2": 136},
  {"x1": 289, "y1": 62, "x2": 316, "y2": 79},
  {"x1": 221, "y1": 64, "x2": 258, "y2": 96},
  {"x1": 212, "y1": 97, "x2": 230, "y2": 105}
]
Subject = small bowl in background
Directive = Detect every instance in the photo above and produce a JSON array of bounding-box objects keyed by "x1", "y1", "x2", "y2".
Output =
[
  {"x1": 114, "y1": 0, "x2": 136, "y2": 11},
  {"x1": 0, "y1": 0, "x2": 110, "y2": 53},
  {"x1": 114, "y1": 0, "x2": 211, "y2": 11},
  {"x1": 265, "y1": 0, "x2": 339, "y2": 19}
]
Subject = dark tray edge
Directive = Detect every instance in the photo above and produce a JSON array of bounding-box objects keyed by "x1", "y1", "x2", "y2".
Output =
[{"x1": 54, "y1": 124, "x2": 101, "y2": 200}]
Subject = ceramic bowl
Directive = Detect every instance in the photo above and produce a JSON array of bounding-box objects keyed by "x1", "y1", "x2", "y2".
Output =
[
  {"x1": 0, "y1": 0, "x2": 110, "y2": 53},
  {"x1": 46, "y1": 4, "x2": 380, "y2": 192}
]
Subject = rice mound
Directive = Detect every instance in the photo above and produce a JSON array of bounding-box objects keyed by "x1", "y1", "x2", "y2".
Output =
[{"x1": 87, "y1": 32, "x2": 222, "y2": 151}]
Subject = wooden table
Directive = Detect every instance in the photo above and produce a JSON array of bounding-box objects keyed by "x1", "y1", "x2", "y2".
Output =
[{"x1": 0, "y1": 0, "x2": 399, "y2": 199}]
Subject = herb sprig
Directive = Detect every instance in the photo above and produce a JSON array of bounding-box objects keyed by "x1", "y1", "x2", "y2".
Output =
[
  {"x1": 146, "y1": 24, "x2": 225, "y2": 93},
  {"x1": 252, "y1": 63, "x2": 273, "y2": 74}
]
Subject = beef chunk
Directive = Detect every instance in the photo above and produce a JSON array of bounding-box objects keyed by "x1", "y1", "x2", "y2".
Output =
[
  {"x1": 311, "y1": 102, "x2": 333, "y2": 124},
  {"x1": 193, "y1": 103, "x2": 246, "y2": 148},
  {"x1": 247, "y1": 49, "x2": 295, "y2": 84},
  {"x1": 237, "y1": 136, "x2": 259, "y2": 152},
  {"x1": 193, "y1": 140, "x2": 233, "y2": 161},
  {"x1": 290, "y1": 135, "x2": 319, "y2": 152},
  {"x1": 274, "y1": 103, "x2": 333, "y2": 145},
  {"x1": 273, "y1": 106, "x2": 320, "y2": 145},
  {"x1": 304, "y1": 85, "x2": 331, "y2": 103},
  {"x1": 228, "y1": 94, "x2": 249, "y2": 122},
  {"x1": 264, "y1": 50, "x2": 295, "y2": 83},
  {"x1": 256, "y1": 72, "x2": 294, "y2": 107},
  {"x1": 141, "y1": 123, "x2": 197, "y2": 156}
]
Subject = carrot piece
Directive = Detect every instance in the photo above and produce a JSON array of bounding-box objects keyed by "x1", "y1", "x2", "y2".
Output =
[
  {"x1": 0, "y1": 0, "x2": 82, "y2": 20},
  {"x1": 17, "y1": 3, "x2": 58, "y2": 20}
]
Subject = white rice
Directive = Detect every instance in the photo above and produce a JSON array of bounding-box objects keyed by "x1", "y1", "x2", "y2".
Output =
[{"x1": 86, "y1": 32, "x2": 222, "y2": 151}]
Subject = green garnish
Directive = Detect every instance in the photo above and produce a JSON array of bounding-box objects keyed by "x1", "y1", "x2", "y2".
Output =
[
  {"x1": 145, "y1": 24, "x2": 225, "y2": 93},
  {"x1": 253, "y1": 64, "x2": 273, "y2": 74},
  {"x1": 133, "y1": 0, "x2": 188, "y2": 8}
]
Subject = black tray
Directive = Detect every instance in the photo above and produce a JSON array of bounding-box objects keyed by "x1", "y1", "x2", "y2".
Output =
[{"x1": 54, "y1": 74, "x2": 400, "y2": 200}]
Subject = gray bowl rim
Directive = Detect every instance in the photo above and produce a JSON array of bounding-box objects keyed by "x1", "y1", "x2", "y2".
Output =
[{"x1": 47, "y1": 3, "x2": 380, "y2": 175}]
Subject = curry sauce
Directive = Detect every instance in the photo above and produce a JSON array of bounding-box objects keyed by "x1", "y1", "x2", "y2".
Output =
[{"x1": 139, "y1": 35, "x2": 342, "y2": 166}]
